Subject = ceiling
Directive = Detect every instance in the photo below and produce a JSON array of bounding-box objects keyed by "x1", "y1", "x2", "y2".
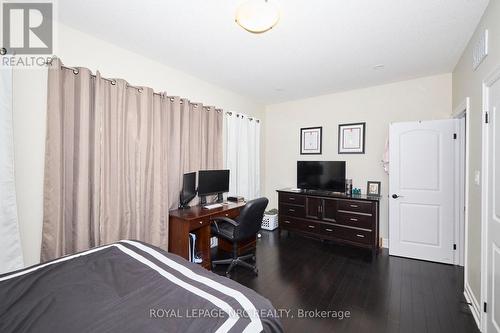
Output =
[{"x1": 58, "y1": 0, "x2": 489, "y2": 104}]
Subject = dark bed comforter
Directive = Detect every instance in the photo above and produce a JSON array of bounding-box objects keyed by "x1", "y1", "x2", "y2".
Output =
[{"x1": 0, "y1": 240, "x2": 282, "y2": 333}]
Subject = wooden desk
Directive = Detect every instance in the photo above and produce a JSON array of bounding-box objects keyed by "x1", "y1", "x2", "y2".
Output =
[{"x1": 169, "y1": 202, "x2": 246, "y2": 270}]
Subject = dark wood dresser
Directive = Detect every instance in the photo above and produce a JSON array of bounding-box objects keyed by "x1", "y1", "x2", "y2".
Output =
[{"x1": 277, "y1": 188, "x2": 380, "y2": 254}]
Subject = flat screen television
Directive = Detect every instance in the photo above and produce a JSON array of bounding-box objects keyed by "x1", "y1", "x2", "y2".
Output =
[{"x1": 297, "y1": 161, "x2": 346, "y2": 192}]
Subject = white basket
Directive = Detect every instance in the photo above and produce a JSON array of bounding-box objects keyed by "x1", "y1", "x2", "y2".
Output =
[{"x1": 261, "y1": 213, "x2": 279, "y2": 231}]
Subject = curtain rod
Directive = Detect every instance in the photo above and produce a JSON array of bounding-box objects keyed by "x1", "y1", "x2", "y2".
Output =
[
  {"x1": 225, "y1": 111, "x2": 260, "y2": 123},
  {"x1": 49, "y1": 60, "x2": 222, "y2": 112}
]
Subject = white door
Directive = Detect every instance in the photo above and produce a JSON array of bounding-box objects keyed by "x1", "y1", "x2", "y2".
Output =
[
  {"x1": 485, "y1": 73, "x2": 500, "y2": 333},
  {"x1": 389, "y1": 120, "x2": 456, "y2": 264}
]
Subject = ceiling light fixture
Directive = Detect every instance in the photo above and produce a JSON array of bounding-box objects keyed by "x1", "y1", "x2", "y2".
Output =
[{"x1": 235, "y1": 0, "x2": 280, "y2": 34}]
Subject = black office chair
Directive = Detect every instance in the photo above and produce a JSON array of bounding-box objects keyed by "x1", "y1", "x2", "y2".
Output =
[{"x1": 211, "y1": 197, "x2": 269, "y2": 277}]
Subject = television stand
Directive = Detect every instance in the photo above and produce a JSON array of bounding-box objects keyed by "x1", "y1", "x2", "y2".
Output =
[{"x1": 277, "y1": 188, "x2": 381, "y2": 255}]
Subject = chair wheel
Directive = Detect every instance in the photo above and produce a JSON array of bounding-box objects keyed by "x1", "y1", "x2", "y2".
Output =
[
  {"x1": 253, "y1": 268, "x2": 259, "y2": 276},
  {"x1": 225, "y1": 272, "x2": 231, "y2": 278}
]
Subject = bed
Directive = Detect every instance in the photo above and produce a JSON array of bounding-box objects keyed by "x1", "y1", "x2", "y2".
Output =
[{"x1": 0, "y1": 240, "x2": 283, "y2": 333}]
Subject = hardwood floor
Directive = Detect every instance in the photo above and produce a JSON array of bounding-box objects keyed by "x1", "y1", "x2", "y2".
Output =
[{"x1": 211, "y1": 230, "x2": 479, "y2": 333}]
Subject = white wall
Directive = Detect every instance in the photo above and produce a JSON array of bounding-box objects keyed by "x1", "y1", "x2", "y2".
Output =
[
  {"x1": 263, "y1": 73, "x2": 452, "y2": 240},
  {"x1": 13, "y1": 23, "x2": 264, "y2": 266},
  {"x1": 452, "y1": 0, "x2": 500, "y2": 312}
]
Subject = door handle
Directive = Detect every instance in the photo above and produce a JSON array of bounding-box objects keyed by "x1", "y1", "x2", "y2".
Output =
[{"x1": 392, "y1": 194, "x2": 404, "y2": 199}]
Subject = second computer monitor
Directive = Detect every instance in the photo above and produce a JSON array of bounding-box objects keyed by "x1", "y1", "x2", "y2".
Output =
[
  {"x1": 179, "y1": 172, "x2": 197, "y2": 209},
  {"x1": 198, "y1": 169, "x2": 230, "y2": 203}
]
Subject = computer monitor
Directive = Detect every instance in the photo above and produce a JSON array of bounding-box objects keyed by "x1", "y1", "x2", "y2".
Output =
[
  {"x1": 179, "y1": 172, "x2": 196, "y2": 209},
  {"x1": 198, "y1": 169, "x2": 230, "y2": 204}
]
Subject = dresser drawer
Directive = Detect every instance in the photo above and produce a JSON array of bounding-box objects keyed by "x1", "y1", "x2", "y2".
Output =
[
  {"x1": 337, "y1": 200, "x2": 373, "y2": 215},
  {"x1": 211, "y1": 208, "x2": 240, "y2": 220},
  {"x1": 280, "y1": 216, "x2": 321, "y2": 233},
  {"x1": 279, "y1": 203, "x2": 306, "y2": 218},
  {"x1": 279, "y1": 193, "x2": 306, "y2": 206},
  {"x1": 279, "y1": 216, "x2": 302, "y2": 230},
  {"x1": 336, "y1": 211, "x2": 373, "y2": 230},
  {"x1": 190, "y1": 218, "x2": 211, "y2": 230},
  {"x1": 332, "y1": 225, "x2": 372, "y2": 245}
]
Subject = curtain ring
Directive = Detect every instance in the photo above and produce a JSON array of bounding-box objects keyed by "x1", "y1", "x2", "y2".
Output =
[
  {"x1": 111, "y1": 79, "x2": 116, "y2": 86},
  {"x1": 138, "y1": 88, "x2": 143, "y2": 93},
  {"x1": 73, "y1": 68, "x2": 79, "y2": 75}
]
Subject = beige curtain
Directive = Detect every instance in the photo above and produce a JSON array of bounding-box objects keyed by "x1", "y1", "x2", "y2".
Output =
[
  {"x1": 167, "y1": 99, "x2": 223, "y2": 209},
  {"x1": 42, "y1": 61, "x2": 98, "y2": 259},
  {"x1": 42, "y1": 58, "x2": 223, "y2": 261}
]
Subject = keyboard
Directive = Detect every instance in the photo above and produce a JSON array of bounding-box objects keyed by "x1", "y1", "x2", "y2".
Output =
[{"x1": 203, "y1": 203, "x2": 223, "y2": 210}]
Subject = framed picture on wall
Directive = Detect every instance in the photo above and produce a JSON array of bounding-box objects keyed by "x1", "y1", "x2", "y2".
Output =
[
  {"x1": 338, "y1": 122, "x2": 366, "y2": 154},
  {"x1": 300, "y1": 127, "x2": 322, "y2": 155},
  {"x1": 367, "y1": 181, "x2": 381, "y2": 196}
]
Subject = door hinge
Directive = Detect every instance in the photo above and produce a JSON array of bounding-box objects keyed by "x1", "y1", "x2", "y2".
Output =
[
  {"x1": 453, "y1": 244, "x2": 457, "y2": 250},
  {"x1": 484, "y1": 302, "x2": 488, "y2": 313},
  {"x1": 485, "y1": 112, "x2": 489, "y2": 124},
  {"x1": 453, "y1": 133, "x2": 457, "y2": 140}
]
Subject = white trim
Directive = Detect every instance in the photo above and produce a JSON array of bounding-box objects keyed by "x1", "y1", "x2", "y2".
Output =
[
  {"x1": 452, "y1": 97, "x2": 470, "y2": 267},
  {"x1": 381, "y1": 238, "x2": 389, "y2": 248},
  {"x1": 465, "y1": 281, "x2": 482, "y2": 330},
  {"x1": 480, "y1": 66, "x2": 500, "y2": 333}
]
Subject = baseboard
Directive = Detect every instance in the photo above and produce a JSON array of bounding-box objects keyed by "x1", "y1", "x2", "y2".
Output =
[
  {"x1": 381, "y1": 238, "x2": 389, "y2": 248},
  {"x1": 464, "y1": 281, "x2": 482, "y2": 331}
]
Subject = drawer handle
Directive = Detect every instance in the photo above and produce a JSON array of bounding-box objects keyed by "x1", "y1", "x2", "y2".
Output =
[
  {"x1": 325, "y1": 228, "x2": 333, "y2": 232},
  {"x1": 225, "y1": 214, "x2": 229, "y2": 217},
  {"x1": 350, "y1": 204, "x2": 359, "y2": 208},
  {"x1": 350, "y1": 218, "x2": 358, "y2": 222},
  {"x1": 284, "y1": 220, "x2": 291, "y2": 224},
  {"x1": 199, "y1": 221, "x2": 203, "y2": 224},
  {"x1": 308, "y1": 225, "x2": 315, "y2": 229},
  {"x1": 356, "y1": 234, "x2": 365, "y2": 238},
  {"x1": 289, "y1": 209, "x2": 295, "y2": 212},
  {"x1": 289, "y1": 197, "x2": 295, "y2": 200}
]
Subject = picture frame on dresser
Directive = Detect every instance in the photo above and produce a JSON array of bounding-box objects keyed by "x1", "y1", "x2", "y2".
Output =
[
  {"x1": 367, "y1": 181, "x2": 381, "y2": 196},
  {"x1": 338, "y1": 122, "x2": 366, "y2": 154},
  {"x1": 300, "y1": 126, "x2": 322, "y2": 155}
]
